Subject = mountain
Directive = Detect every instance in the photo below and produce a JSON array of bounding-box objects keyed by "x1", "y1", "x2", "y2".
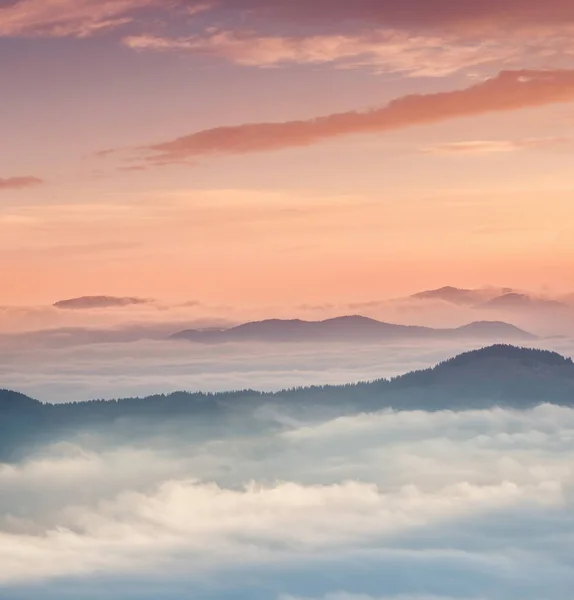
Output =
[
  {"x1": 454, "y1": 321, "x2": 532, "y2": 337},
  {"x1": 1, "y1": 345, "x2": 573, "y2": 461},
  {"x1": 171, "y1": 316, "x2": 535, "y2": 343},
  {"x1": 0, "y1": 389, "x2": 41, "y2": 412},
  {"x1": 410, "y1": 286, "x2": 513, "y2": 306},
  {"x1": 477, "y1": 293, "x2": 569, "y2": 311}
]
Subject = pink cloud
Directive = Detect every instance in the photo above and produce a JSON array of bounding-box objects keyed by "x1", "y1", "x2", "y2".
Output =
[
  {"x1": 0, "y1": 176, "x2": 43, "y2": 190},
  {"x1": 141, "y1": 70, "x2": 574, "y2": 162},
  {"x1": 123, "y1": 29, "x2": 525, "y2": 77},
  {"x1": 124, "y1": 21, "x2": 574, "y2": 76},
  {"x1": 53, "y1": 295, "x2": 153, "y2": 310},
  {"x1": 420, "y1": 137, "x2": 571, "y2": 155},
  {"x1": 0, "y1": 0, "x2": 210, "y2": 38},
  {"x1": 4, "y1": 0, "x2": 574, "y2": 40}
]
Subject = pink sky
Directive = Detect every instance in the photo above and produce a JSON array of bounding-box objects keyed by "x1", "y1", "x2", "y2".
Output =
[{"x1": 1, "y1": 0, "x2": 574, "y2": 309}]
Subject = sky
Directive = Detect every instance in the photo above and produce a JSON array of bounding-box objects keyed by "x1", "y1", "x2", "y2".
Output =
[{"x1": 2, "y1": 0, "x2": 574, "y2": 312}]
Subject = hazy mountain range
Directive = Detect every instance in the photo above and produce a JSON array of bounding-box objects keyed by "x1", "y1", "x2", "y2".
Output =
[
  {"x1": 410, "y1": 286, "x2": 513, "y2": 305},
  {"x1": 0, "y1": 285, "x2": 567, "y2": 349},
  {"x1": 409, "y1": 286, "x2": 572, "y2": 310},
  {"x1": 171, "y1": 316, "x2": 534, "y2": 343}
]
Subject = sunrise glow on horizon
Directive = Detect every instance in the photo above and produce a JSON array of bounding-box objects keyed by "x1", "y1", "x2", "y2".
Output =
[{"x1": 1, "y1": 0, "x2": 574, "y2": 310}]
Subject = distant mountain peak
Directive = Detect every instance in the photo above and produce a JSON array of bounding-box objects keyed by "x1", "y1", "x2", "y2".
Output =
[
  {"x1": 172, "y1": 316, "x2": 534, "y2": 343},
  {"x1": 323, "y1": 315, "x2": 380, "y2": 323},
  {"x1": 478, "y1": 293, "x2": 568, "y2": 311},
  {"x1": 457, "y1": 320, "x2": 533, "y2": 334},
  {"x1": 412, "y1": 286, "x2": 471, "y2": 298},
  {"x1": 410, "y1": 286, "x2": 513, "y2": 306}
]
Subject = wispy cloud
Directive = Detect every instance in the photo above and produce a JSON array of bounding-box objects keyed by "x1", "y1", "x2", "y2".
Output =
[
  {"x1": 5, "y1": 0, "x2": 574, "y2": 54},
  {"x1": 0, "y1": 0, "x2": 210, "y2": 38},
  {"x1": 123, "y1": 25, "x2": 574, "y2": 76},
  {"x1": 138, "y1": 70, "x2": 574, "y2": 163},
  {"x1": 53, "y1": 296, "x2": 154, "y2": 310},
  {"x1": 123, "y1": 29, "x2": 523, "y2": 77},
  {"x1": 420, "y1": 137, "x2": 570, "y2": 156},
  {"x1": 0, "y1": 176, "x2": 43, "y2": 191}
]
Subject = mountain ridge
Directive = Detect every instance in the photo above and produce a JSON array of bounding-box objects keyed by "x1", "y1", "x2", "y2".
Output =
[
  {"x1": 171, "y1": 316, "x2": 535, "y2": 343},
  {"x1": 477, "y1": 292, "x2": 569, "y2": 311},
  {"x1": 410, "y1": 286, "x2": 513, "y2": 305},
  {"x1": 1, "y1": 344, "x2": 570, "y2": 409},
  {"x1": 2, "y1": 344, "x2": 574, "y2": 461}
]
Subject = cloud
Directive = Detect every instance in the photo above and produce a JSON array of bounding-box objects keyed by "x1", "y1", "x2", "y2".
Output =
[
  {"x1": 1, "y1": 477, "x2": 556, "y2": 583},
  {"x1": 123, "y1": 23, "x2": 574, "y2": 77},
  {"x1": 140, "y1": 70, "x2": 574, "y2": 163},
  {"x1": 0, "y1": 402, "x2": 573, "y2": 594},
  {"x1": 0, "y1": 176, "x2": 43, "y2": 190},
  {"x1": 0, "y1": 336, "x2": 486, "y2": 402},
  {"x1": 123, "y1": 29, "x2": 525, "y2": 77},
  {"x1": 4, "y1": 0, "x2": 574, "y2": 69},
  {"x1": 53, "y1": 296, "x2": 154, "y2": 310},
  {"x1": 4, "y1": 0, "x2": 574, "y2": 41},
  {"x1": 0, "y1": 0, "x2": 210, "y2": 38},
  {"x1": 420, "y1": 138, "x2": 570, "y2": 155}
]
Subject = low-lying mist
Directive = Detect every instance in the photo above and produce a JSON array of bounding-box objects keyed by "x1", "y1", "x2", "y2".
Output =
[
  {"x1": 0, "y1": 336, "x2": 573, "y2": 403},
  {"x1": 1, "y1": 401, "x2": 573, "y2": 599}
]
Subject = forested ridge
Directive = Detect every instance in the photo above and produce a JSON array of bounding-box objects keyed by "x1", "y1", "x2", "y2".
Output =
[{"x1": 1, "y1": 345, "x2": 573, "y2": 461}]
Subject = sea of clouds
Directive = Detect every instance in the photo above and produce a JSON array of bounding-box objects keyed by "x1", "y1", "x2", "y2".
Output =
[{"x1": 1, "y1": 401, "x2": 574, "y2": 598}]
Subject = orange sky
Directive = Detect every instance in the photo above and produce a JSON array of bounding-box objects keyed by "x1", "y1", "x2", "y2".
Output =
[{"x1": 1, "y1": 0, "x2": 574, "y2": 308}]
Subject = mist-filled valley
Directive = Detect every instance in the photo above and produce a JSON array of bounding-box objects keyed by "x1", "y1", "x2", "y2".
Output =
[
  {"x1": 2, "y1": 296, "x2": 574, "y2": 598},
  {"x1": 1, "y1": 289, "x2": 573, "y2": 403}
]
